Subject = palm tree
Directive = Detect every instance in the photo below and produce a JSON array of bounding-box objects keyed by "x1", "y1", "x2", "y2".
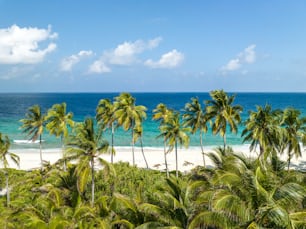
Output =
[
  {"x1": 133, "y1": 124, "x2": 149, "y2": 169},
  {"x1": 46, "y1": 102, "x2": 74, "y2": 171},
  {"x1": 280, "y1": 107, "x2": 306, "y2": 170},
  {"x1": 160, "y1": 111, "x2": 190, "y2": 178},
  {"x1": 20, "y1": 104, "x2": 46, "y2": 169},
  {"x1": 114, "y1": 93, "x2": 147, "y2": 166},
  {"x1": 0, "y1": 133, "x2": 19, "y2": 207},
  {"x1": 65, "y1": 117, "x2": 109, "y2": 207},
  {"x1": 96, "y1": 98, "x2": 117, "y2": 164},
  {"x1": 183, "y1": 97, "x2": 208, "y2": 166},
  {"x1": 242, "y1": 104, "x2": 283, "y2": 160},
  {"x1": 152, "y1": 103, "x2": 173, "y2": 177},
  {"x1": 205, "y1": 90, "x2": 243, "y2": 150}
]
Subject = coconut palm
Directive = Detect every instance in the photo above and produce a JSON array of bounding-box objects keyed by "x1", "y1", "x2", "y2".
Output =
[
  {"x1": 280, "y1": 107, "x2": 306, "y2": 170},
  {"x1": 242, "y1": 104, "x2": 283, "y2": 160},
  {"x1": 152, "y1": 103, "x2": 174, "y2": 177},
  {"x1": 183, "y1": 97, "x2": 209, "y2": 166},
  {"x1": 20, "y1": 104, "x2": 46, "y2": 169},
  {"x1": 160, "y1": 111, "x2": 190, "y2": 178},
  {"x1": 46, "y1": 102, "x2": 74, "y2": 171},
  {"x1": 96, "y1": 98, "x2": 117, "y2": 164},
  {"x1": 0, "y1": 133, "x2": 19, "y2": 207},
  {"x1": 65, "y1": 117, "x2": 109, "y2": 206},
  {"x1": 114, "y1": 93, "x2": 147, "y2": 166},
  {"x1": 205, "y1": 90, "x2": 243, "y2": 150}
]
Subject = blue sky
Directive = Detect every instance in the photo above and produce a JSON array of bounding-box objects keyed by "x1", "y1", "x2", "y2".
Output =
[{"x1": 0, "y1": 0, "x2": 306, "y2": 92}]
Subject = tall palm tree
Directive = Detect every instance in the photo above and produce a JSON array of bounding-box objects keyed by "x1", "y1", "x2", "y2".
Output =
[
  {"x1": 96, "y1": 98, "x2": 116, "y2": 164},
  {"x1": 183, "y1": 97, "x2": 208, "y2": 166},
  {"x1": 242, "y1": 104, "x2": 283, "y2": 160},
  {"x1": 280, "y1": 107, "x2": 306, "y2": 170},
  {"x1": 65, "y1": 117, "x2": 109, "y2": 207},
  {"x1": 133, "y1": 124, "x2": 149, "y2": 169},
  {"x1": 20, "y1": 104, "x2": 46, "y2": 169},
  {"x1": 0, "y1": 133, "x2": 20, "y2": 207},
  {"x1": 152, "y1": 103, "x2": 173, "y2": 177},
  {"x1": 114, "y1": 93, "x2": 147, "y2": 166},
  {"x1": 160, "y1": 111, "x2": 190, "y2": 178},
  {"x1": 46, "y1": 102, "x2": 74, "y2": 171},
  {"x1": 205, "y1": 90, "x2": 243, "y2": 150}
]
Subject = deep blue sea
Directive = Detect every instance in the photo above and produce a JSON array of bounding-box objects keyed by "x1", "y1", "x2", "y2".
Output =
[{"x1": 1, "y1": 92, "x2": 306, "y2": 149}]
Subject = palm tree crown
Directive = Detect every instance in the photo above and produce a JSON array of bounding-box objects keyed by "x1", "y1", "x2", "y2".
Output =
[
  {"x1": 114, "y1": 93, "x2": 147, "y2": 166},
  {"x1": 280, "y1": 107, "x2": 306, "y2": 170},
  {"x1": 20, "y1": 104, "x2": 46, "y2": 169},
  {"x1": 96, "y1": 98, "x2": 116, "y2": 163},
  {"x1": 160, "y1": 111, "x2": 190, "y2": 178},
  {"x1": 242, "y1": 104, "x2": 282, "y2": 160},
  {"x1": 205, "y1": 90, "x2": 243, "y2": 150},
  {"x1": 183, "y1": 97, "x2": 208, "y2": 166},
  {"x1": 46, "y1": 102, "x2": 74, "y2": 170},
  {"x1": 65, "y1": 117, "x2": 109, "y2": 206},
  {"x1": 0, "y1": 133, "x2": 19, "y2": 169},
  {"x1": 153, "y1": 103, "x2": 174, "y2": 177}
]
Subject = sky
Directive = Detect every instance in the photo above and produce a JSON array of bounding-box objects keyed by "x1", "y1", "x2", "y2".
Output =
[{"x1": 0, "y1": 0, "x2": 306, "y2": 92}]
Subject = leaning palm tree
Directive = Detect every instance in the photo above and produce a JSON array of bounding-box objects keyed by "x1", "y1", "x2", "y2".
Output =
[
  {"x1": 0, "y1": 133, "x2": 20, "y2": 206},
  {"x1": 46, "y1": 102, "x2": 74, "y2": 171},
  {"x1": 242, "y1": 104, "x2": 283, "y2": 161},
  {"x1": 20, "y1": 104, "x2": 46, "y2": 169},
  {"x1": 183, "y1": 97, "x2": 209, "y2": 166},
  {"x1": 114, "y1": 93, "x2": 147, "y2": 166},
  {"x1": 65, "y1": 117, "x2": 109, "y2": 207},
  {"x1": 280, "y1": 107, "x2": 306, "y2": 170},
  {"x1": 205, "y1": 90, "x2": 243, "y2": 150},
  {"x1": 160, "y1": 111, "x2": 190, "y2": 178},
  {"x1": 96, "y1": 98, "x2": 116, "y2": 164},
  {"x1": 152, "y1": 103, "x2": 174, "y2": 177}
]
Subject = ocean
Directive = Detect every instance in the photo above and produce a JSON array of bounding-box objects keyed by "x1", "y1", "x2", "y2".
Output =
[{"x1": 1, "y1": 92, "x2": 306, "y2": 150}]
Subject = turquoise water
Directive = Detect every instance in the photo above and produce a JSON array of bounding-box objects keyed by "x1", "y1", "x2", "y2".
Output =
[{"x1": 0, "y1": 92, "x2": 306, "y2": 149}]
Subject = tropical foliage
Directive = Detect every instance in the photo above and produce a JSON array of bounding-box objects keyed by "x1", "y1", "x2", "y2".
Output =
[{"x1": 0, "y1": 90, "x2": 305, "y2": 228}]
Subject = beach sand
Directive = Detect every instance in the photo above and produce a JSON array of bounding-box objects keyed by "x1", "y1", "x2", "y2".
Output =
[{"x1": 8, "y1": 145, "x2": 306, "y2": 172}]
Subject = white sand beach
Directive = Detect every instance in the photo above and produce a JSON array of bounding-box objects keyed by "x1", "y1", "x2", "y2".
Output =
[{"x1": 9, "y1": 145, "x2": 306, "y2": 172}]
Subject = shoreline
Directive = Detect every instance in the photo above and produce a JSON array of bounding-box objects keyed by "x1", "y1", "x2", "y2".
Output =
[{"x1": 8, "y1": 145, "x2": 306, "y2": 172}]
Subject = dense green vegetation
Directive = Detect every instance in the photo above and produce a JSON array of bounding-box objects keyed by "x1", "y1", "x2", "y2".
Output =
[{"x1": 0, "y1": 90, "x2": 306, "y2": 228}]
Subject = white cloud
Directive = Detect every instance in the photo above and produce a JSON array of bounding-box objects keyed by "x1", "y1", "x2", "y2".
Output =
[
  {"x1": 60, "y1": 50, "x2": 93, "y2": 71},
  {"x1": 0, "y1": 24, "x2": 57, "y2": 64},
  {"x1": 88, "y1": 37, "x2": 162, "y2": 74},
  {"x1": 107, "y1": 37, "x2": 162, "y2": 65},
  {"x1": 220, "y1": 44, "x2": 256, "y2": 75},
  {"x1": 88, "y1": 60, "x2": 111, "y2": 74},
  {"x1": 144, "y1": 49, "x2": 184, "y2": 68}
]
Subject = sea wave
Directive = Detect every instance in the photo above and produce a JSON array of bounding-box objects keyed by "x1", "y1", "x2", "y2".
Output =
[{"x1": 13, "y1": 140, "x2": 44, "y2": 144}]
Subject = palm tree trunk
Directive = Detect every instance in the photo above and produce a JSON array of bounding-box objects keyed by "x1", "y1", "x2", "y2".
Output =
[
  {"x1": 91, "y1": 157, "x2": 95, "y2": 207},
  {"x1": 140, "y1": 137, "x2": 149, "y2": 169},
  {"x1": 200, "y1": 130, "x2": 206, "y2": 167},
  {"x1": 39, "y1": 134, "x2": 43, "y2": 169},
  {"x1": 111, "y1": 123, "x2": 114, "y2": 164},
  {"x1": 164, "y1": 136, "x2": 169, "y2": 178},
  {"x1": 131, "y1": 122, "x2": 135, "y2": 166},
  {"x1": 5, "y1": 171, "x2": 9, "y2": 207},
  {"x1": 175, "y1": 140, "x2": 178, "y2": 178},
  {"x1": 61, "y1": 135, "x2": 66, "y2": 172},
  {"x1": 223, "y1": 134, "x2": 226, "y2": 151},
  {"x1": 287, "y1": 151, "x2": 292, "y2": 171}
]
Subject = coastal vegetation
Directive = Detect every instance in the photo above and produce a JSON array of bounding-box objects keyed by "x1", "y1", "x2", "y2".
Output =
[{"x1": 0, "y1": 90, "x2": 305, "y2": 228}]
